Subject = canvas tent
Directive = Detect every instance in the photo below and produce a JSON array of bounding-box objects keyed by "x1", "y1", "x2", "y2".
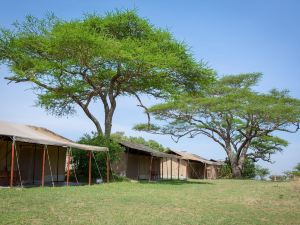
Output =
[
  {"x1": 0, "y1": 121, "x2": 108, "y2": 187},
  {"x1": 112, "y1": 140, "x2": 183, "y2": 181},
  {"x1": 167, "y1": 150, "x2": 224, "y2": 179}
]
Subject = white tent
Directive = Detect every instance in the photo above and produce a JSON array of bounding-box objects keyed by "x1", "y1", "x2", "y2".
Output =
[{"x1": 0, "y1": 121, "x2": 108, "y2": 152}]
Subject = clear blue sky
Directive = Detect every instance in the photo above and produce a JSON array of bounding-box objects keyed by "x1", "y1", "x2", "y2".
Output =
[{"x1": 0, "y1": 0, "x2": 299, "y2": 174}]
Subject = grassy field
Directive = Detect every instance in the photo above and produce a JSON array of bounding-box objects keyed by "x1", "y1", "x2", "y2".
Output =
[{"x1": 0, "y1": 179, "x2": 299, "y2": 225}]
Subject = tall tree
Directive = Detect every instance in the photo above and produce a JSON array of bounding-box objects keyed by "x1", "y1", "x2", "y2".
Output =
[
  {"x1": 135, "y1": 73, "x2": 300, "y2": 178},
  {"x1": 0, "y1": 10, "x2": 214, "y2": 138}
]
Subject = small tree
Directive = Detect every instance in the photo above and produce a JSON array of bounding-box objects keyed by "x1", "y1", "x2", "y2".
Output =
[
  {"x1": 135, "y1": 73, "x2": 300, "y2": 178},
  {"x1": 72, "y1": 133, "x2": 124, "y2": 181},
  {"x1": 0, "y1": 10, "x2": 214, "y2": 138},
  {"x1": 294, "y1": 162, "x2": 300, "y2": 172},
  {"x1": 255, "y1": 165, "x2": 270, "y2": 180}
]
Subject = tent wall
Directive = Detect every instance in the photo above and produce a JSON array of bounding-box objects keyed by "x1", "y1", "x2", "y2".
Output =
[
  {"x1": 0, "y1": 140, "x2": 66, "y2": 186},
  {"x1": 187, "y1": 161, "x2": 205, "y2": 179},
  {"x1": 206, "y1": 165, "x2": 219, "y2": 179},
  {"x1": 161, "y1": 158, "x2": 187, "y2": 180},
  {"x1": 112, "y1": 152, "x2": 161, "y2": 180},
  {"x1": 111, "y1": 152, "x2": 127, "y2": 177}
]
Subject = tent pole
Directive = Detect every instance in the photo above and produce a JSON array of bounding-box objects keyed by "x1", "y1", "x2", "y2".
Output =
[
  {"x1": 56, "y1": 147, "x2": 59, "y2": 182},
  {"x1": 186, "y1": 160, "x2": 189, "y2": 180},
  {"x1": 32, "y1": 144, "x2": 36, "y2": 184},
  {"x1": 171, "y1": 158, "x2": 173, "y2": 180},
  {"x1": 148, "y1": 155, "x2": 153, "y2": 181},
  {"x1": 66, "y1": 148, "x2": 71, "y2": 186},
  {"x1": 10, "y1": 140, "x2": 15, "y2": 188},
  {"x1": 41, "y1": 145, "x2": 46, "y2": 187},
  {"x1": 178, "y1": 158, "x2": 180, "y2": 180},
  {"x1": 162, "y1": 158, "x2": 164, "y2": 180},
  {"x1": 166, "y1": 158, "x2": 168, "y2": 179},
  {"x1": 106, "y1": 152, "x2": 110, "y2": 183},
  {"x1": 5, "y1": 141, "x2": 8, "y2": 172},
  {"x1": 88, "y1": 151, "x2": 92, "y2": 185}
]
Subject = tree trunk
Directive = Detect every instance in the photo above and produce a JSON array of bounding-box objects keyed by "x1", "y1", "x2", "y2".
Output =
[
  {"x1": 227, "y1": 152, "x2": 243, "y2": 179},
  {"x1": 104, "y1": 102, "x2": 116, "y2": 139},
  {"x1": 231, "y1": 164, "x2": 242, "y2": 178},
  {"x1": 104, "y1": 114, "x2": 112, "y2": 139}
]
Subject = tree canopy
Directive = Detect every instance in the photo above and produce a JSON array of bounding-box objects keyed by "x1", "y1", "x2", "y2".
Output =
[
  {"x1": 135, "y1": 73, "x2": 300, "y2": 178},
  {"x1": 111, "y1": 131, "x2": 168, "y2": 152},
  {"x1": 0, "y1": 10, "x2": 214, "y2": 138}
]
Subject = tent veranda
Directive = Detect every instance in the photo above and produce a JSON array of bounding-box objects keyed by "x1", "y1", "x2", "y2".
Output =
[{"x1": 0, "y1": 121, "x2": 108, "y2": 187}]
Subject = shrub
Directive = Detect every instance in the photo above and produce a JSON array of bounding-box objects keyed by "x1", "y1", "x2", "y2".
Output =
[{"x1": 72, "y1": 133, "x2": 124, "y2": 182}]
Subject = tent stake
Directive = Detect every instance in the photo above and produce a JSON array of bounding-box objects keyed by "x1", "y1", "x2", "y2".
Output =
[
  {"x1": 66, "y1": 149, "x2": 71, "y2": 186},
  {"x1": 41, "y1": 145, "x2": 46, "y2": 187},
  {"x1": 88, "y1": 151, "x2": 92, "y2": 185},
  {"x1": 10, "y1": 140, "x2": 15, "y2": 188}
]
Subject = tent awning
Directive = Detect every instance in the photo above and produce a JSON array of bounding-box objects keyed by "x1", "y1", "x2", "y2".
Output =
[{"x1": 0, "y1": 121, "x2": 108, "y2": 152}]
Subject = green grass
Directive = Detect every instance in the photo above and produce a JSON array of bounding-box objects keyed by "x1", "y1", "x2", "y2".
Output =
[{"x1": 0, "y1": 179, "x2": 299, "y2": 225}]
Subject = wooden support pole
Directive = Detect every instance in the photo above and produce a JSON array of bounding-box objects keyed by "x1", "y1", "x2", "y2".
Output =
[
  {"x1": 186, "y1": 160, "x2": 189, "y2": 180},
  {"x1": 170, "y1": 158, "x2": 173, "y2": 180},
  {"x1": 106, "y1": 152, "x2": 110, "y2": 183},
  {"x1": 41, "y1": 145, "x2": 46, "y2": 187},
  {"x1": 56, "y1": 147, "x2": 59, "y2": 182},
  {"x1": 6, "y1": 141, "x2": 8, "y2": 171},
  {"x1": 66, "y1": 149, "x2": 71, "y2": 186},
  {"x1": 149, "y1": 156, "x2": 153, "y2": 181},
  {"x1": 88, "y1": 151, "x2": 92, "y2": 185},
  {"x1": 166, "y1": 158, "x2": 168, "y2": 179},
  {"x1": 32, "y1": 144, "x2": 36, "y2": 184},
  {"x1": 204, "y1": 163, "x2": 207, "y2": 179},
  {"x1": 10, "y1": 141, "x2": 15, "y2": 188},
  {"x1": 161, "y1": 158, "x2": 164, "y2": 180},
  {"x1": 178, "y1": 159, "x2": 180, "y2": 180}
]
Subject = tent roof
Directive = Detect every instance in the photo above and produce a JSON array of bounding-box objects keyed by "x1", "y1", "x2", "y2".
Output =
[
  {"x1": 167, "y1": 150, "x2": 224, "y2": 165},
  {"x1": 0, "y1": 121, "x2": 108, "y2": 152},
  {"x1": 118, "y1": 140, "x2": 179, "y2": 159}
]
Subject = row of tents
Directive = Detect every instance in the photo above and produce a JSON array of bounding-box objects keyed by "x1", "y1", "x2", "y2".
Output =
[
  {"x1": 0, "y1": 121, "x2": 224, "y2": 187},
  {"x1": 113, "y1": 141, "x2": 224, "y2": 181}
]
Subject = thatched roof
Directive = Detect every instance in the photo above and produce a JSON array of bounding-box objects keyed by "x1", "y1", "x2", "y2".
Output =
[
  {"x1": 167, "y1": 150, "x2": 224, "y2": 165},
  {"x1": 118, "y1": 140, "x2": 179, "y2": 159},
  {"x1": 0, "y1": 121, "x2": 108, "y2": 152}
]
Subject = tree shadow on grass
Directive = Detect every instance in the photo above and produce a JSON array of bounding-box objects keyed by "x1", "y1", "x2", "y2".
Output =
[{"x1": 138, "y1": 179, "x2": 215, "y2": 185}]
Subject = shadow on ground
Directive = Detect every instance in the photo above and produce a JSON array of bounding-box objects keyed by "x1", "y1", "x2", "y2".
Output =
[{"x1": 138, "y1": 179, "x2": 215, "y2": 185}]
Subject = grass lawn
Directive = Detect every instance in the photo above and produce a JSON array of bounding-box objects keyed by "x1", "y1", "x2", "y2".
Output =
[{"x1": 0, "y1": 179, "x2": 299, "y2": 225}]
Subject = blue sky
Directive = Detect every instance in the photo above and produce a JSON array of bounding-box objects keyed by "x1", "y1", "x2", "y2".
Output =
[{"x1": 0, "y1": 0, "x2": 299, "y2": 174}]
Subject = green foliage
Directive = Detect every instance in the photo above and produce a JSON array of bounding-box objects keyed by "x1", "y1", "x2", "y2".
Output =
[
  {"x1": 218, "y1": 161, "x2": 233, "y2": 179},
  {"x1": 219, "y1": 158, "x2": 256, "y2": 179},
  {"x1": 72, "y1": 133, "x2": 124, "y2": 181},
  {"x1": 255, "y1": 165, "x2": 270, "y2": 180},
  {"x1": 135, "y1": 73, "x2": 300, "y2": 177},
  {"x1": 0, "y1": 10, "x2": 214, "y2": 137},
  {"x1": 241, "y1": 159, "x2": 256, "y2": 179},
  {"x1": 294, "y1": 162, "x2": 300, "y2": 172},
  {"x1": 111, "y1": 131, "x2": 168, "y2": 152}
]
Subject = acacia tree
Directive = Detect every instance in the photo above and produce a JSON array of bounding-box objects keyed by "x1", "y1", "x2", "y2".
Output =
[
  {"x1": 0, "y1": 10, "x2": 214, "y2": 138},
  {"x1": 135, "y1": 73, "x2": 300, "y2": 178}
]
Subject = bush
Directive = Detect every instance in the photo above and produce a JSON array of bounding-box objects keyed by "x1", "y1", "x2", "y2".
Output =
[
  {"x1": 72, "y1": 133, "x2": 124, "y2": 182},
  {"x1": 255, "y1": 165, "x2": 270, "y2": 180},
  {"x1": 219, "y1": 158, "x2": 256, "y2": 179},
  {"x1": 242, "y1": 159, "x2": 256, "y2": 179}
]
